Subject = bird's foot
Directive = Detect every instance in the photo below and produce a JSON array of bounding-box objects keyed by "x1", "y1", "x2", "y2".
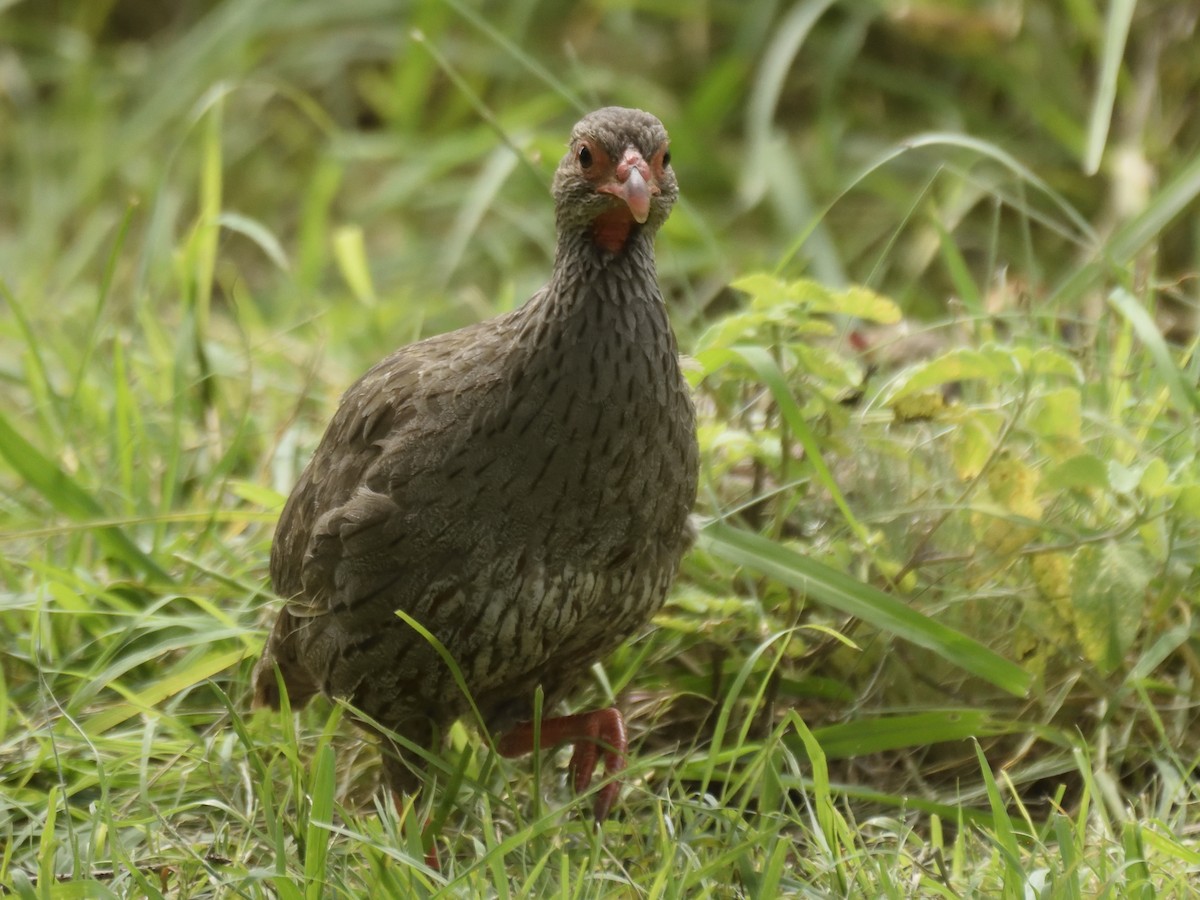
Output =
[{"x1": 497, "y1": 706, "x2": 628, "y2": 821}]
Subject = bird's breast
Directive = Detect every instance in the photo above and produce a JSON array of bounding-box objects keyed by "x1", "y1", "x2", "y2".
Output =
[{"x1": 446, "y1": 285, "x2": 695, "y2": 565}]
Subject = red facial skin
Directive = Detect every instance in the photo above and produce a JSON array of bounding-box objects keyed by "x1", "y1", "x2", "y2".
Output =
[{"x1": 574, "y1": 139, "x2": 670, "y2": 253}]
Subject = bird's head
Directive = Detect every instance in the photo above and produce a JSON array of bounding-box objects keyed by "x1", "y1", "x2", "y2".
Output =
[{"x1": 552, "y1": 107, "x2": 677, "y2": 255}]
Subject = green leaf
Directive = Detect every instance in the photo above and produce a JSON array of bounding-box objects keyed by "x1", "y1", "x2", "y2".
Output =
[
  {"x1": 1107, "y1": 460, "x2": 1141, "y2": 495},
  {"x1": 694, "y1": 310, "x2": 771, "y2": 354},
  {"x1": 950, "y1": 414, "x2": 995, "y2": 480},
  {"x1": 1070, "y1": 542, "x2": 1148, "y2": 673},
  {"x1": 793, "y1": 342, "x2": 863, "y2": 387},
  {"x1": 1044, "y1": 454, "x2": 1110, "y2": 491},
  {"x1": 730, "y1": 272, "x2": 792, "y2": 306},
  {"x1": 700, "y1": 521, "x2": 1032, "y2": 697},
  {"x1": 1138, "y1": 458, "x2": 1170, "y2": 498},
  {"x1": 1023, "y1": 346, "x2": 1086, "y2": 380},
  {"x1": 729, "y1": 273, "x2": 901, "y2": 323},
  {"x1": 829, "y1": 284, "x2": 901, "y2": 324},
  {"x1": 891, "y1": 390, "x2": 946, "y2": 423},
  {"x1": 1174, "y1": 485, "x2": 1200, "y2": 519},
  {"x1": 1030, "y1": 387, "x2": 1082, "y2": 446},
  {"x1": 885, "y1": 344, "x2": 1081, "y2": 402},
  {"x1": 885, "y1": 348, "x2": 1008, "y2": 401}
]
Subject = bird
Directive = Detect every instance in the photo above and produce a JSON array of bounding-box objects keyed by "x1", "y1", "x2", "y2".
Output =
[{"x1": 253, "y1": 106, "x2": 698, "y2": 824}]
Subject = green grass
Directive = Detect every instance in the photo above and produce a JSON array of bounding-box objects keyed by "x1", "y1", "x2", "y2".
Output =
[{"x1": 4, "y1": 1, "x2": 1200, "y2": 895}]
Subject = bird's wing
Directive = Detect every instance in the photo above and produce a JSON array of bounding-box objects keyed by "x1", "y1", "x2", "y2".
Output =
[{"x1": 269, "y1": 304, "x2": 529, "y2": 617}]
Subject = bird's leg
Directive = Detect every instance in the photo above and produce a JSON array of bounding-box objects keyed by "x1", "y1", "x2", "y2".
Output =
[{"x1": 497, "y1": 706, "x2": 628, "y2": 821}]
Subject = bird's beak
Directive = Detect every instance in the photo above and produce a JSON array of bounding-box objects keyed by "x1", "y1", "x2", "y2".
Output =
[{"x1": 598, "y1": 150, "x2": 658, "y2": 224}]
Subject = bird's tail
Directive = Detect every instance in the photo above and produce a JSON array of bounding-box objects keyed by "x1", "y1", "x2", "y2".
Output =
[{"x1": 252, "y1": 610, "x2": 319, "y2": 710}]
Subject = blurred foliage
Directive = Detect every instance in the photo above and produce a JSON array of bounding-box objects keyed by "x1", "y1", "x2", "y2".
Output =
[{"x1": 4, "y1": 1, "x2": 1199, "y2": 323}]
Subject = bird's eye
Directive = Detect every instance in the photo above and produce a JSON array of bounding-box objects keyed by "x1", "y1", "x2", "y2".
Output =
[
  {"x1": 662, "y1": 150, "x2": 671, "y2": 167},
  {"x1": 578, "y1": 146, "x2": 593, "y2": 169}
]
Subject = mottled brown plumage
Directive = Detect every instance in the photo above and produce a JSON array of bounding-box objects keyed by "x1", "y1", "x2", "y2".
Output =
[{"x1": 254, "y1": 107, "x2": 698, "y2": 819}]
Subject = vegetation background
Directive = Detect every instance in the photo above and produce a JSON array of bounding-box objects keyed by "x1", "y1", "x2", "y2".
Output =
[{"x1": 3, "y1": 0, "x2": 1200, "y2": 895}]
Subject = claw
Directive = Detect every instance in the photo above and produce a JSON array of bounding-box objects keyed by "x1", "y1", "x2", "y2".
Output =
[{"x1": 498, "y1": 706, "x2": 630, "y2": 821}]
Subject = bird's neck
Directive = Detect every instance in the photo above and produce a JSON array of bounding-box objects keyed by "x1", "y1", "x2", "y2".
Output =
[
  {"x1": 509, "y1": 225, "x2": 676, "y2": 407},
  {"x1": 545, "y1": 227, "x2": 660, "y2": 312}
]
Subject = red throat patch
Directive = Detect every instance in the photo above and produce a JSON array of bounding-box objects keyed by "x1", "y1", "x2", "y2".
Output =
[{"x1": 592, "y1": 206, "x2": 636, "y2": 253}]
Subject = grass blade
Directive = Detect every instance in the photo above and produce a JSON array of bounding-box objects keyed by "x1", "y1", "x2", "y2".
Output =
[
  {"x1": 1082, "y1": 0, "x2": 1135, "y2": 175},
  {"x1": 700, "y1": 520, "x2": 1031, "y2": 697},
  {"x1": 304, "y1": 743, "x2": 336, "y2": 899},
  {"x1": 1107, "y1": 287, "x2": 1200, "y2": 415},
  {"x1": 810, "y1": 710, "x2": 1017, "y2": 758},
  {"x1": 726, "y1": 345, "x2": 870, "y2": 544},
  {"x1": 0, "y1": 408, "x2": 169, "y2": 583}
]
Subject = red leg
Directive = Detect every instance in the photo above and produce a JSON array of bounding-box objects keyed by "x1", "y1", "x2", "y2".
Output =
[{"x1": 497, "y1": 707, "x2": 628, "y2": 821}]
